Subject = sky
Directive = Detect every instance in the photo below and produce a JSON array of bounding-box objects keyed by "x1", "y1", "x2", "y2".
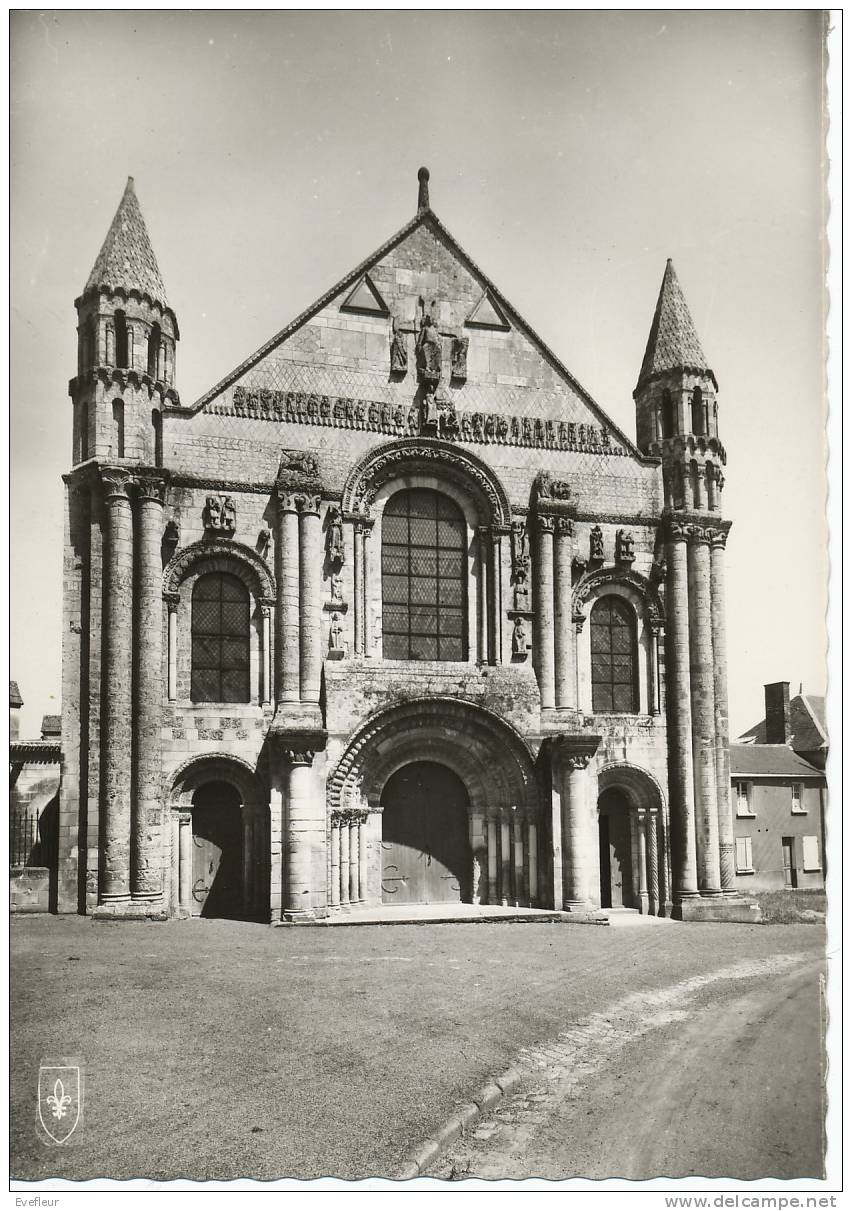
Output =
[{"x1": 10, "y1": 10, "x2": 828, "y2": 739}]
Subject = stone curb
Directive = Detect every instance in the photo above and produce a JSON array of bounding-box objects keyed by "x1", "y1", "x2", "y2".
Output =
[{"x1": 397, "y1": 1063, "x2": 527, "y2": 1179}]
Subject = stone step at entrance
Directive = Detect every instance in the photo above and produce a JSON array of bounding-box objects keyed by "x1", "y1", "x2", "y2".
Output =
[{"x1": 276, "y1": 904, "x2": 611, "y2": 927}]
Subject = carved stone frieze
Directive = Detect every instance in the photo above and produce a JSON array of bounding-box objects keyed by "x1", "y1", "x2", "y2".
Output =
[{"x1": 203, "y1": 494, "x2": 236, "y2": 535}]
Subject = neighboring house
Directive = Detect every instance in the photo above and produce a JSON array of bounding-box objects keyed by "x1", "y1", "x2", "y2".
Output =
[
  {"x1": 56, "y1": 169, "x2": 755, "y2": 924},
  {"x1": 731, "y1": 682, "x2": 827, "y2": 891},
  {"x1": 10, "y1": 683, "x2": 61, "y2": 912}
]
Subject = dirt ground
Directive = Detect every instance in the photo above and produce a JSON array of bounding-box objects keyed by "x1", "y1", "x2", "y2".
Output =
[{"x1": 10, "y1": 915, "x2": 826, "y2": 1182}]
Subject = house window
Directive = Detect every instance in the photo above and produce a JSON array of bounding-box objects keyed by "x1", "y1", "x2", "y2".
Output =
[
  {"x1": 735, "y1": 836, "x2": 754, "y2": 874},
  {"x1": 381, "y1": 488, "x2": 467, "y2": 662},
  {"x1": 191, "y1": 572, "x2": 251, "y2": 703},
  {"x1": 590, "y1": 596, "x2": 638, "y2": 713},
  {"x1": 735, "y1": 781, "x2": 755, "y2": 817},
  {"x1": 791, "y1": 782, "x2": 806, "y2": 813},
  {"x1": 802, "y1": 835, "x2": 821, "y2": 872}
]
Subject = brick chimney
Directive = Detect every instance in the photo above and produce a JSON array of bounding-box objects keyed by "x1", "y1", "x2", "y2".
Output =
[{"x1": 764, "y1": 681, "x2": 791, "y2": 744}]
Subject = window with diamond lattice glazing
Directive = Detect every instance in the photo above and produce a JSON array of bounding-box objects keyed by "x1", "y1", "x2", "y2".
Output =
[
  {"x1": 191, "y1": 573, "x2": 251, "y2": 703},
  {"x1": 590, "y1": 596, "x2": 639, "y2": 713},
  {"x1": 382, "y1": 489, "x2": 467, "y2": 662}
]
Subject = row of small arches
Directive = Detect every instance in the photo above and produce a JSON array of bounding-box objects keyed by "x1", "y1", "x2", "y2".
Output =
[
  {"x1": 658, "y1": 387, "x2": 717, "y2": 440},
  {"x1": 79, "y1": 311, "x2": 173, "y2": 382}
]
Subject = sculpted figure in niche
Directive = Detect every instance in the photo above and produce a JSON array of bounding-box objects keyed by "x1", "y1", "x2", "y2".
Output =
[
  {"x1": 330, "y1": 612, "x2": 344, "y2": 652},
  {"x1": 421, "y1": 390, "x2": 439, "y2": 432},
  {"x1": 511, "y1": 520, "x2": 530, "y2": 575},
  {"x1": 326, "y1": 506, "x2": 345, "y2": 567},
  {"x1": 221, "y1": 497, "x2": 236, "y2": 534},
  {"x1": 512, "y1": 616, "x2": 528, "y2": 656},
  {"x1": 330, "y1": 572, "x2": 344, "y2": 604},
  {"x1": 415, "y1": 311, "x2": 442, "y2": 390},
  {"x1": 589, "y1": 525, "x2": 604, "y2": 562},
  {"x1": 617, "y1": 530, "x2": 635, "y2": 562},
  {"x1": 390, "y1": 318, "x2": 408, "y2": 375},
  {"x1": 164, "y1": 518, "x2": 180, "y2": 547},
  {"x1": 437, "y1": 397, "x2": 459, "y2": 438},
  {"x1": 257, "y1": 527, "x2": 271, "y2": 558},
  {"x1": 513, "y1": 569, "x2": 530, "y2": 611},
  {"x1": 450, "y1": 335, "x2": 469, "y2": 381}
]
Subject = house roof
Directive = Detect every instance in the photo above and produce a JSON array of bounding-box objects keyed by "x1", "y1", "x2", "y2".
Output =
[
  {"x1": 730, "y1": 743, "x2": 823, "y2": 779},
  {"x1": 41, "y1": 715, "x2": 61, "y2": 738},
  {"x1": 9, "y1": 680, "x2": 22, "y2": 708},
  {"x1": 738, "y1": 693, "x2": 828, "y2": 753},
  {"x1": 186, "y1": 178, "x2": 646, "y2": 462},
  {"x1": 10, "y1": 740, "x2": 61, "y2": 765},
  {"x1": 84, "y1": 177, "x2": 170, "y2": 311},
  {"x1": 636, "y1": 258, "x2": 715, "y2": 391}
]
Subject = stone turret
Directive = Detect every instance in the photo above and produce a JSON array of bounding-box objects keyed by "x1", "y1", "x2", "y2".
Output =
[
  {"x1": 70, "y1": 177, "x2": 178, "y2": 468},
  {"x1": 634, "y1": 259, "x2": 725, "y2": 514}
]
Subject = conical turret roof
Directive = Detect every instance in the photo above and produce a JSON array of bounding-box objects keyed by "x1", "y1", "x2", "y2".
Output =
[
  {"x1": 636, "y1": 259, "x2": 712, "y2": 389},
  {"x1": 84, "y1": 177, "x2": 170, "y2": 310}
]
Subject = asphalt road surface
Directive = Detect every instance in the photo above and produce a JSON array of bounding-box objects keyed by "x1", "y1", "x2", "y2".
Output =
[{"x1": 431, "y1": 952, "x2": 825, "y2": 1181}]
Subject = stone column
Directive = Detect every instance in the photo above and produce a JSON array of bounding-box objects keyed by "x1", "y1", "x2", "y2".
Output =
[
  {"x1": 132, "y1": 476, "x2": 166, "y2": 903},
  {"x1": 687, "y1": 527, "x2": 722, "y2": 894},
  {"x1": 513, "y1": 814, "x2": 526, "y2": 906},
  {"x1": 636, "y1": 810, "x2": 649, "y2": 914},
  {"x1": 170, "y1": 813, "x2": 180, "y2": 913},
  {"x1": 100, "y1": 469, "x2": 134, "y2": 903},
  {"x1": 338, "y1": 815, "x2": 350, "y2": 909},
  {"x1": 299, "y1": 496, "x2": 322, "y2": 705},
  {"x1": 261, "y1": 604, "x2": 272, "y2": 705},
  {"x1": 279, "y1": 740, "x2": 326, "y2": 920},
  {"x1": 533, "y1": 514, "x2": 556, "y2": 710},
  {"x1": 178, "y1": 812, "x2": 192, "y2": 915},
  {"x1": 490, "y1": 529, "x2": 505, "y2": 665},
  {"x1": 348, "y1": 817, "x2": 359, "y2": 905},
  {"x1": 694, "y1": 463, "x2": 707, "y2": 510},
  {"x1": 477, "y1": 527, "x2": 489, "y2": 664},
  {"x1": 469, "y1": 811, "x2": 486, "y2": 904},
  {"x1": 710, "y1": 529, "x2": 736, "y2": 893},
  {"x1": 275, "y1": 493, "x2": 301, "y2": 704},
  {"x1": 352, "y1": 520, "x2": 365, "y2": 656},
  {"x1": 664, "y1": 521, "x2": 699, "y2": 900},
  {"x1": 557, "y1": 736, "x2": 601, "y2": 910},
  {"x1": 487, "y1": 816, "x2": 498, "y2": 904},
  {"x1": 167, "y1": 597, "x2": 178, "y2": 701},
  {"x1": 649, "y1": 624, "x2": 662, "y2": 716},
  {"x1": 646, "y1": 811, "x2": 660, "y2": 916},
  {"x1": 553, "y1": 517, "x2": 576, "y2": 708},
  {"x1": 329, "y1": 818, "x2": 341, "y2": 910},
  {"x1": 499, "y1": 814, "x2": 511, "y2": 906},
  {"x1": 358, "y1": 815, "x2": 368, "y2": 904},
  {"x1": 527, "y1": 820, "x2": 538, "y2": 906}
]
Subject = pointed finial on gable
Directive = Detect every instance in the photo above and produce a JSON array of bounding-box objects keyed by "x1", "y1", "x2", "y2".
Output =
[{"x1": 417, "y1": 166, "x2": 430, "y2": 213}]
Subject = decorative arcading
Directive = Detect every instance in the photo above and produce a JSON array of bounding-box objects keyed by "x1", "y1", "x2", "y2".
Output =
[
  {"x1": 162, "y1": 537, "x2": 276, "y2": 603},
  {"x1": 572, "y1": 564, "x2": 666, "y2": 627},
  {"x1": 341, "y1": 438, "x2": 511, "y2": 526},
  {"x1": 68, "y1": 365, "x2": 180, "y2": 405}
]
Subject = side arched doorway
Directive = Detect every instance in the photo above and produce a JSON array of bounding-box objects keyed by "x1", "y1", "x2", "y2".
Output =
[
  {"x1": 168, "y1": 756, "x2": 270, "y2": 921},
  {"x1": 191, "y1": 782, "x2": 243, "y2": 918},
  {"x1": 596, "y1": 764, "x2": 670, "y2": 916},
  {"x1": 598, "y1": 788, "x2": 634, "y2": 909},
  {"x1": 381, "y1": 762, "x2": 472, "y2": 904}
]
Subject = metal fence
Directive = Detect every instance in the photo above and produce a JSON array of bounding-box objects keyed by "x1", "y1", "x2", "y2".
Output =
[{"x1": 10, "y1": 809, "x2": 42, "y2": 868}]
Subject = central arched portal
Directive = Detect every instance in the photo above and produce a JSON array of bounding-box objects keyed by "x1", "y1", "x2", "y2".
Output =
[{"x1": 381, "y1": 762, "x2": 472, "y2": 904}]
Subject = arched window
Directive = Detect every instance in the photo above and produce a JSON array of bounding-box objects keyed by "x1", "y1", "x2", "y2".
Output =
[
  {"x1": 382, "y1": 488, "x2": 467, "y2": 661},
  {"x1": 148, "y1": 322, "x2": 161, "y2": 378},
  {"x1": 691, "y1": 387, "x2": 706, "y2": 436},
  {"x1": 111, "y1": 400, "x2": 125, "y2": 458},
  {"x1": 590, "y1": 596, "x2": 638, "y2": 713},
  {"x1": 115, "y1": 310, "x2": 129, "y2": 369},
  {"x1": 152, "y1": 408, "x2": 162, "y2": 467},
  {"x1": 191, "y1": 573, "x2": 251, "y2": 703},
  {"x1": 661, "y1": 390, "x2": 675, "y2": 439}
]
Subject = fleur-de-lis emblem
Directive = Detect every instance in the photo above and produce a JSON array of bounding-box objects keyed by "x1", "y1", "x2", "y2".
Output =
[{"x1": 46, "y1": 1078, "x2": 72, "y2": 1121}]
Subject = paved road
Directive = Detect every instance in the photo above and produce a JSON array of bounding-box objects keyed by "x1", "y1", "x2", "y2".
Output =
[{"x1": 431, "y1": 954, "x2": 825, "y2": 1181}]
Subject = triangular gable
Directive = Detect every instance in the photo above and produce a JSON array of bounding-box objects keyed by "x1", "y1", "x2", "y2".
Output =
[
  {"x1": 189, "y1": 208, "x2": 645, "y2": 461},
  {"x1": 466, "y1": 291, "x2": 509, "y2": 331},
  {"x1": 341, "y1": 273, "x2": 389, "y2": 316}
]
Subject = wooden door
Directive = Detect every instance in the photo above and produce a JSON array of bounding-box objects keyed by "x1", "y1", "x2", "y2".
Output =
[
  {"x1": 782, "y1": 837, "x2": 797, "y2": 888},
  {"x1": 381, "y1": 762, "x2": 471, "y2": 905},
  {"x1": 191, "y1": 782, "x2": 243, "y2": 918},
  {"x1": 598, "y1": 791, "x2": 634, "y2": 907}
]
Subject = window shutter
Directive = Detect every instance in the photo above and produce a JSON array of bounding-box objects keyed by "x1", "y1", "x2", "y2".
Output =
[
  {"x1": 802, "y1": 836, "x2": 821, "y2": 872},
  {"x1": 736, "y1": 836, "x2": 752, "y2": 872}
]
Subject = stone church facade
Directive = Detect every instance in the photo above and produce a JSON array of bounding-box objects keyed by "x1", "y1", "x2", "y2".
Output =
[{"x1": 57, "y1": 168, "x2": 756, "y2": 923}]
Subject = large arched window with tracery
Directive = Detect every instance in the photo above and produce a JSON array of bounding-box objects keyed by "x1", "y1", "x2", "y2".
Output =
[
  {"x1": 382, "y1": 488, "x2": 467, "y2": 661},
  {"x1": 191, "y1": 572, "x2": 251, "y2": 702},
  {"x1": 590, "y1": 596, "x2": 638, "y2": 713}
]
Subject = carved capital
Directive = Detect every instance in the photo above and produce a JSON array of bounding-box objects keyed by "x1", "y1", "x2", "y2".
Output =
[
  {"x1": 177, "y1": 811, "x2": 192, "y2": 826},
  {"x1": 271, "y1": 728, "x2": 327, "y2": 766},
  {"x1": 555, "y1": 735, "x2": 601, "y2": 772},
  {"x1": 100, "y1": 467, "x2": 132, "y2": 500},
  {"x1": 665, "y1": 518, "x2": 691, "y2": 544},
  {"x1": 164, "y1": 592, "x2": 180, "y2": 614},
  {"x1": 709, "y1": 528, "x2": 729, "y2": 550},
  {"x1": 537, "y1": 514, "x2": 556, "y2": 534},
  {"x1": 137, "y1": 475, "x2": 167, "y2": 505},
  {"x1": 554, "y1": 516, "x2": 574, "y2": 536},
  {"x1": 687, "y1": 524, "x2": 713, "y2": 547}
]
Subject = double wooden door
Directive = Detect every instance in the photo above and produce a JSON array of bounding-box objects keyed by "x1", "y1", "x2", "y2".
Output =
[{"x1": 381, "y1": 762, "x2": 471, "y2": 905}]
